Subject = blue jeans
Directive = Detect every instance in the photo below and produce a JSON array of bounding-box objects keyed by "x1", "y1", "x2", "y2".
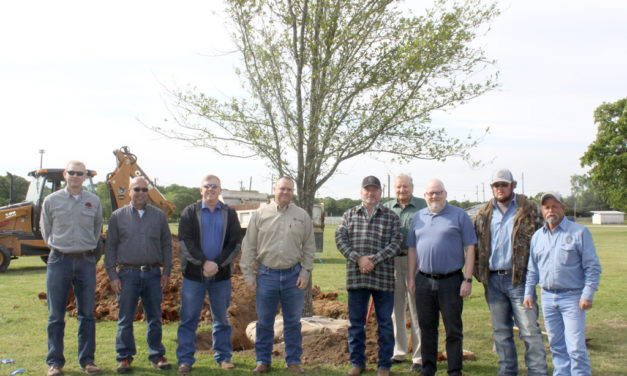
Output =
[
  {"x1": 46, "y1": 250, "x2": 97, "y2": 368},
  {"x1": 485, "y1": 273, "x2": 548, "y2": 376},
  {"x1": 116, "y1": 267, "x2": 165, "y2": 362},
  {"x1": 415, "y1": 272, "x2": 464, "y2": 376},
  {"x1": 255, "y1": 263, "x2": 304, "y2": 366},
  {"x1": 540, "y1": 289, "x2": 590, "y2": 376},
  {"x1": 177, "y1": 277, "x2": 232, "y2": 365},
  {"x1": 347, "y1": 288, "x2": 394, "y2": 370}
]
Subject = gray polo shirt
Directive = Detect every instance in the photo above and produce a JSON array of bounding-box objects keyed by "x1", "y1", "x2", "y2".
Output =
[
  {"x1": 105, "y1": 203, "x2": 173, "y2": 280},
  {"x1": 40, "y1": 188, "x2": 103, "y2": 253}
]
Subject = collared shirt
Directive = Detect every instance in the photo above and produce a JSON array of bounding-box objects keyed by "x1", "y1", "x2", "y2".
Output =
[
  {"x1": 335, "y1": 204, "x2": 402, "y2": 292},
  {"x1": 240, "y1": 202, "x2": 316, "y2": 282},
  {"x1": 383, "y1": 196, "x2": 427, "y2": 254},
  {"x1": 201, "y1": 201, "x2": 224, "y2": 261},
  {"x1": 489, "y1": 196, "x2": 518, "y2": 270},
  {"x1": 524, "y1": 218, "x2": 601, "y2": 301},
  {"x1": 407, "y1": 203, "x2": 477, "y2": 275},
  {"x1": 105, "y1": 204, "x2": 173, "y2": 280},
  {"x1": 40, "y1": 187, "x2": 103, "y2": 253}
]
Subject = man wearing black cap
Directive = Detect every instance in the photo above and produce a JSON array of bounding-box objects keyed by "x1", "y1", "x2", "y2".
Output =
[
  {"x1": 473, "y1": 169, "x2": 548, "y2": 376},
  {"x1": 335, "y1": 176, "x2": 402, "y2": 376}
]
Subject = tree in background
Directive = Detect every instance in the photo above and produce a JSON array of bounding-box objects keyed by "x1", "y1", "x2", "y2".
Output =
[
  {"x1": 580, "y1": 97, "x2": 627, "y2": 212},
  {"x1": 566, "y1": 174, "x2": 610, "y2": 217},
  {"x1": 0, "y1": 174, "x2": 29, "y2": 206},
  {"x1": 154, "y1": 0, "x2": 499, "y2": 216}
]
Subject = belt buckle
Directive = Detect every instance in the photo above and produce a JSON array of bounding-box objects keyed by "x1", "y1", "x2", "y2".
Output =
[
  {"x1": 139, "y1": 265, "x2": 151, "y2": 272},
  {"x1": 498, "y1": 270, "x2": 510, "y2": 275}
]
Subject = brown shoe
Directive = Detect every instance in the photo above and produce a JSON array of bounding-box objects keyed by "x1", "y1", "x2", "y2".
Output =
[
  {"x1": 220, "y1": 361, "x2": 235, "y2": 370},
  {"x1": 177, "y1": 364, "x2": 192, "y2": 375},
  {"x1": 47, "y1": 365, "x2": 63, "y2": 376},
  {"x1": 81, "y1": 363, "x2": 102, "y2": 375},
  {"x1": 151, "y1": 356, "x2": 172, "y2": 370},
  {"x1": 253, "y1": 363, "x2": 270, "y2": 374},
  {"x1": 377, "y1": 369, "x2": 390, "y2": 376},
  {"x1": 287, "y1": 363, "x2": 305, "y2": 374},
  {"x1": 347, "y1": 366, "x2": 364, "y2": 376},
  {"x1": 117, "y1": 359, "x2": 132, "y2": 374}
]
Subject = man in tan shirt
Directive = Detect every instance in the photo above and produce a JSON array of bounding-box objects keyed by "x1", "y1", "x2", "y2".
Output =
[{"x1": 241, "y1": 177, "x2": 315, "y2": 375}]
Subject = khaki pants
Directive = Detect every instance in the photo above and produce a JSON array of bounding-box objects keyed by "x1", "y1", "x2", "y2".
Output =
[{"x1": 392, "y1": 254, "x2": 422, "y2": 364}]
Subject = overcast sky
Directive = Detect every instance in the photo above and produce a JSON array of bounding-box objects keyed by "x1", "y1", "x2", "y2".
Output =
[{"x1": 2, "y1": 0, "x2": 626, "y2": 201}]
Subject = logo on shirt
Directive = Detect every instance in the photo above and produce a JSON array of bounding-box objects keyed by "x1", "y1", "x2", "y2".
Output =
[
  {"x1": 565, "y1": 235, "x2": 573, "y2": 244},
  {"x1": 85, "y1": 202, "x2": 92, "y2": 208}
]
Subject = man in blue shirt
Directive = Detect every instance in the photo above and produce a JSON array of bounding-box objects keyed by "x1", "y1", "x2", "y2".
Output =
[
  {"x1": 407, "y1": 179, "x2": 476, "y2": 376},
  {"x1": 176, "y1": 175, "x2": 242, "y2": 374},
  {"x1": 474, "y1": 169, "x2": 547, "y2": 376},
  {"x1": 524, "y1": 192, "x2": 601, "y2": 376}
]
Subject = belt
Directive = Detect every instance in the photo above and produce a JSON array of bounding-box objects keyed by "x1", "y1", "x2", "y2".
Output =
[
  {"x1": 490, "y1": 269, "x2": 512, "y2": 275},
  {"x1": 118, "y1": 263, "x2": 161, "y2": 271},
  {"x1": 542, "y1": 287, "x2": 580, "y2": 294},
  {"x1": 52, "y1": 249, "x2": 93, "y2": 258},
  {"x1": 418, "y1": 269, "x2": 462, "y2": 280}
]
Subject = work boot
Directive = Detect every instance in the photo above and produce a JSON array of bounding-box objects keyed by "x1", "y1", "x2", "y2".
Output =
[
  {"x1": 377, "y1": 369, "x2": 390, "y2": 376},
  {"x1": 287, "y1": 363, "x2": 305, "y2": 374},
  {"x1": 151, "y1": 356, "x2": 171, "y2": 370},
  {"x1": 347, "y1": 366, "x2": 364, "y2": 376},
  {"x1": 117, "y1": 359, "x2": 132, "y2": 374},
  {"x1": 220, "y1": 361, "x2": 235, "y2": 370},
  {"x1": 81, "y1": 363, "x2": 102, "y2": 375},
  {"x1": 177, "y1": 365, "x2": 192, "y2": 375},
  {"x1": 253, "y1": 363, "x2": 270, "y2": 374},
  {"x1": 410, "y1": 363, "x2": 422, "y2": 372},
  {"x1": 47, "y1": 365, "x2": 63, "y2": 376}
]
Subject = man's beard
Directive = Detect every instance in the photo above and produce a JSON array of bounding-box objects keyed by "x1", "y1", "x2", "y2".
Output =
[
  {"x1": 496, "y1": 192, "x2": 514, "y2": 203},
  {"x1": 428, "y1": 200, "x2": 446, "y2": 213},
  {"x1": 545, "y1": 213, "x2": 559, "y2": 225}
]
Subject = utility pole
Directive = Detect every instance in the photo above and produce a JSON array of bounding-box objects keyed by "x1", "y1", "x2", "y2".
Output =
[
  {"x1": 475, "y1": 185, "x2": 479, "y2": 202},
  {"x1": 249, "y1": 176, "x2": 253, "y2": 191},
  {"x1": 482, "y1": 183, "x2": 485, "y2": 202},
  {"x1": 387, "y1": 174, "x2": 391, "y2": 198},
  {"x1": 521, "y1": 172, "x2": 525, "y2": 195},
  {"x1": 39, "y1": 149, "x2": 45, "y2": 168}
]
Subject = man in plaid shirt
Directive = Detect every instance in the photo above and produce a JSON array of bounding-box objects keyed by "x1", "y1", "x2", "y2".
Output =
[{"x1": 335, "y1": 176, "x2": 402, "y2": 376}]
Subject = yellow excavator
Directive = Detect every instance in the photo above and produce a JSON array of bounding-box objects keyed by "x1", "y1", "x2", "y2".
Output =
[{"x1": 0, "y1": 146, "x2": 174, "y2": 272}]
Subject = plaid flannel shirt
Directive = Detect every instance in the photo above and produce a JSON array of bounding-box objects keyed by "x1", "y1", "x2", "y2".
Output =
[{"x1": 335, "y1": 204, "x2": 402, "y2": 292}]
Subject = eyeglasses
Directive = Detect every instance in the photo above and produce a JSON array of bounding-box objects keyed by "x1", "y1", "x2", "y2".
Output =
[
  {"x1": 426, "y1": 191, "x2": 444, "y2": 197},
  {"x1": 66, "y1": 170, "x2": 85, "y2": 177},
  {"x1": 492, "y1": 183, "x2": 510, "y2": 188},
  {"x1": 203, "y1": 183, "x2": 220, "y2": 189},
  {"x1": 133, "y1": 187, "x2": 149, "y2": 192}
]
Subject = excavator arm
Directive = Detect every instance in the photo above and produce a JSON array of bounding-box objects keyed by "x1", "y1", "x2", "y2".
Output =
[{"x1": 106, "y1": 146, "x2": 175, "y2": 218}]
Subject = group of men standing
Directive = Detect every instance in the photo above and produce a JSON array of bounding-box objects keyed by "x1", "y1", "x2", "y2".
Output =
[
  {"x1": 40, "y1": 159, "x2": 601, "y2": 376},
  {"x1": 335, "y1": 170, "x2": 601, "y2": 376}
]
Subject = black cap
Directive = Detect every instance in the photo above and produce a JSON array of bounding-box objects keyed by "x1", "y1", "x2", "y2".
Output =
[{"x1": 361, "y1": 176, "x2": 381, "y2": 189}]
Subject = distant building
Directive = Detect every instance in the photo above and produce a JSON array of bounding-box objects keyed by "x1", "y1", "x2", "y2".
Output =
[{"x1": 591, "y1": 211, "x2": 625, "y2": 225}]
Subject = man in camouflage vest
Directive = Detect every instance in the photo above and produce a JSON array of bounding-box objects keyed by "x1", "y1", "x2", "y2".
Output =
[{"x1": 473, "y1": 169, "x2": 548, "y2": 376}]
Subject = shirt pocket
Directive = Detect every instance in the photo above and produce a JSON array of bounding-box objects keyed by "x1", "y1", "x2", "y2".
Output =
[
  {"x1": 558, "y1": 243, "x2": 579, "y2": 266},
  {"x1": 80, "y1": 207, "x2": 97, "y2": 229}
]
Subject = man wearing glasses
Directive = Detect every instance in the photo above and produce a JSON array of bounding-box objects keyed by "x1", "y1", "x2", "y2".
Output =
[
  {"x1": 105, "y1": 177, "x2": 173, "y2": 373},
  {"x1": 473, "y1": 169, "x2": 548, "y2": 376},
  {"x1": 176, "y1": 175, "x2": 242, "y2": 374},
  {"x1": 407, "y1": 179, "x2": 476, "y2": 376},
  {"x1": 41, "y1": 161, "x2": 103, "y2": 376}
]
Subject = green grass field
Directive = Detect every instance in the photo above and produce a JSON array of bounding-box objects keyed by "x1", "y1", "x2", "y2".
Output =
[{"x1": 0, "y1": 225, "x2": 625, "y2": 375}]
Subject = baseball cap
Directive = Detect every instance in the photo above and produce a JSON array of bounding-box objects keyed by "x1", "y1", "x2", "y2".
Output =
[
  {"x1": 361, "y1": 176, "x2": 381, "y2": 189},
  {"x1": 540, "y1": 191, "x2": 564, "y2": 205},
  {"x1": 491, "y1": 169, "x2": 514, "y2": 184}
]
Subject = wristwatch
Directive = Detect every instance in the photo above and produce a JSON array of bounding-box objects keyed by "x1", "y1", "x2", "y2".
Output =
[{"x1": 464, "y1": 277, "x2": 472, "y2": 283}]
